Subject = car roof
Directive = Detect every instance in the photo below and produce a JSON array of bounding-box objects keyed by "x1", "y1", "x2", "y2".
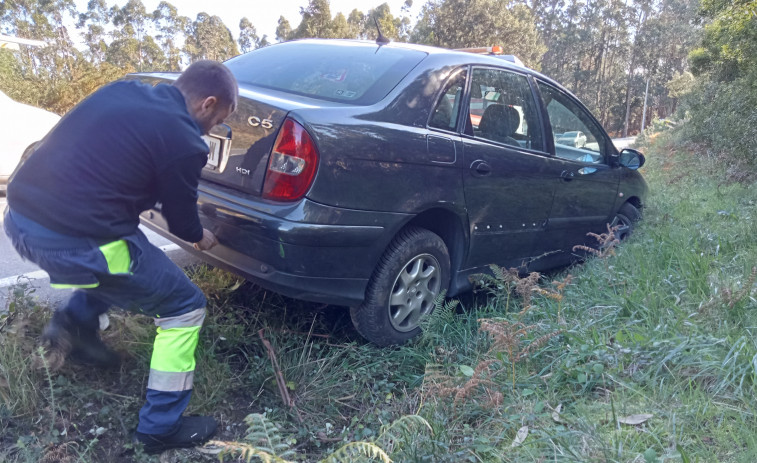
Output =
[{"x1": 284, "y1": 38, "x2": 558, "y2": 84}]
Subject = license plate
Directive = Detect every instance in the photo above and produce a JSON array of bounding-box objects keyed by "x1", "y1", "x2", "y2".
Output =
[{"x1": 202, "y1": 135, "x2": 222, "y2": 169}]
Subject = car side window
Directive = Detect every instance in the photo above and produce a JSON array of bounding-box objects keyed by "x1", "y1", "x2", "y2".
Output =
[
  {"x1": 537, "y1": 82, "x2": 609, "y2": 164},
  {"x1": 468, "y1": 67, "x2": 543, "y2": 151},
  {"x1": 429, "y1": 68, "x2": 467, "y2": 132}
]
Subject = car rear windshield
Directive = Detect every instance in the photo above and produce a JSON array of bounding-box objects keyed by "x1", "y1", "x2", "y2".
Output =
[{"x1": 225, "y1": 41, "x2": 427, "y2": 105}]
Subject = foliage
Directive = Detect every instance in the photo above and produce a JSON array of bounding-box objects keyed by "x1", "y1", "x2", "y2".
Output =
[
  {"x1": 534, "y1": 0, "x2": 700, "y2": 135},
  {"x1": 285, "y1": 0, "x2": 410, "y2": 42},
  {"x1": 275, "y1": 16, "x2": 294, "y2": 42},
  {"x1": 688, "y1": 0, "x2": 757, "y2": 81},
  {"x1": 411, "y1": 0, "x2": 546, "y2": 69},
  {"x1": 212, "y1": 413, "x2": 431, "y2": 462},
  {"x1": 679, "y1": 76, "x2": 757, "y2": 174},
  {"x1": 679, "y1": 0, "x2": 757, "y2": 173},
  {"x1": 239, "y1": 18, "x2": 268, "y2": 54},
  {"x1": 184, "y1": 13, "x2": 239, "y2": 62},
  {"x1": 665, "y1": 70, "x2": 695, "y2": 99}
]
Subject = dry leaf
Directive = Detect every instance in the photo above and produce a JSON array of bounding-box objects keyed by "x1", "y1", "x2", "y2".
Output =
[
  {"x1": 511, "y1": 426, "x2": 528, "y2": 447},
  {"x1": 618, "y1": 413, "x2": 653, "y2": 425},
  {"x1": 196, "y1": 441, "x2": 224, "y2": 455},
  {"x1": 552, "y1": 403, "x2": 563, "y2": 423}
]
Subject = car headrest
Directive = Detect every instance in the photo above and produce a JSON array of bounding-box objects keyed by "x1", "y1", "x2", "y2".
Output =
[{"x1": 479, "y1": 104, "x2": 520, "y2": 139}]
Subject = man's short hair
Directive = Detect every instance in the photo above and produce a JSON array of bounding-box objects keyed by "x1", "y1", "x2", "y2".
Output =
[{"x1": 174, "y1": 60, "x2": 238, "y2": 109}]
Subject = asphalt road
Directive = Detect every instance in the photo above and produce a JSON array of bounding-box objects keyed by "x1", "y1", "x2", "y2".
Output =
[{"x1": 0, "y1": 195, "x2": 199, "y2": 311}]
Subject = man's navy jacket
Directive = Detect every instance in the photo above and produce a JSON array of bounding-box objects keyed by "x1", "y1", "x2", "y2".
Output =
[{"x1": 7, "y1": 80, "x2": 209, "y2": 243}]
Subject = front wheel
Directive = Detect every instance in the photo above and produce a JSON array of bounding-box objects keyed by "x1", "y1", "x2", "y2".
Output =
[
  {"x1": 610, "y1": 202, "x2": 641, "y2": 241},
  {"x1": 351, "y1": 227, "x2": 450, "y2": 346}
]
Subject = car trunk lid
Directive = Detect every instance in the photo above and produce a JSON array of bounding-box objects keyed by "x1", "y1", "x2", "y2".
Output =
[{"x1": 202, "y1": 86, "x2": 322, "y2": 195}]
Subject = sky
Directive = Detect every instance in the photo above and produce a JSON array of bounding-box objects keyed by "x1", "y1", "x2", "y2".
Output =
[{"x1": 72, "y1": 0, "x2": 424, "y2": 42}]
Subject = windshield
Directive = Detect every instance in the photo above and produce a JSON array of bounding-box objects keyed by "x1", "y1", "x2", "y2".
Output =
[{"x1": 225, "y1": 41, "x2": 426, "y2": 105}]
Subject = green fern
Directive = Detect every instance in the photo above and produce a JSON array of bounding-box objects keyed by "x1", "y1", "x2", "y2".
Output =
[
  {"x1": 215, "y1": 442, "x2": 292, "y2": 463},
  {"x1": 243, "y1": 414, "x2": 295, "y2": 457},
  {"x1": 419, "y1": 292, "x2": 458, "y2": 345},
  {"x1": 375, "y1": 415, "x2": 433, "y2": 454},
  {"x1": 210, "y1": 414, "x2": 432, "y2": 463},
  {"x1": 216, "y1": 413, "x2": 296, "y2": 462},
  {"x1": 471, "y1": 265, "x2": 527, "y2": 312},
  {"x1": 320, "y1": 442, "x2": 391, "y2": 463}
]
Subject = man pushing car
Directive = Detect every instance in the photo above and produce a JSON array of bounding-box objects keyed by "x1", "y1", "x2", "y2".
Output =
[{"x1": 3, "y1": 60, "x2": 237, "y2": 453}]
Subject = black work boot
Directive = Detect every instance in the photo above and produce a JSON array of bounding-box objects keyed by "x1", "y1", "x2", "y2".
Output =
[
  {"x1": 40, "y1": 310, "x2": 121, "y2": 369},
  {"x1": 133, "y1": 416, "x2": 218, "y2": 454}
]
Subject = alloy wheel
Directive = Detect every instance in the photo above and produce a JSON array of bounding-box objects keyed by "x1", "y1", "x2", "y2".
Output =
[
  {"x1": 387, "y1": 253, "x2": 441, "y2": 332},
  {"x1": 610, "y1": 213, "x2": 632, "y2": 241}
]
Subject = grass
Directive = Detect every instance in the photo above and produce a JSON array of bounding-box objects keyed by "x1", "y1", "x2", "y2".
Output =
[{"x1": 1, "y1": 125, "x2": 755, "y2": 462}]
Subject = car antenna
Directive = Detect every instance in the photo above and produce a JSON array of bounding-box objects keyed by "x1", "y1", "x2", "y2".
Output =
[{"x1": 374, "y1": 17, "x2": 390, "y2": 46}]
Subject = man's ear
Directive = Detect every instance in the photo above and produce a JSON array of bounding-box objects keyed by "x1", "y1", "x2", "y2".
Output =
[{"x1": 200, "y1": 96, "x2": 218, "y2": 112}]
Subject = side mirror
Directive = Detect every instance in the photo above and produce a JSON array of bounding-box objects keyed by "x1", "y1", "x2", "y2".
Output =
[{"x1": 618, "y1": 148, "x2": 645, "y2": 170}]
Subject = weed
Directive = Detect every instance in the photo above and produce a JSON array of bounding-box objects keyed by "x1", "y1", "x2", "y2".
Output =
[{"x1": 211, "y1": 413, "x2": 431, "y2": 462}]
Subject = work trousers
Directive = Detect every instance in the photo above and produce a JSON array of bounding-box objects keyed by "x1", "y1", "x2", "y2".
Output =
[{"x1": 3, "y1": 208, "x2": 207, "y2": 435}]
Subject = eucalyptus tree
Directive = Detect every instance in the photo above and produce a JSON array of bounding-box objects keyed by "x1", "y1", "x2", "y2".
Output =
[
  {"x1": 184, "y1": 13, "x2": 239, "y2": 62},
  {"x1": 294, "y1": 0, "x2": 337, "y2": 38},
  {"x1": 108, "y1": 0, "x2": 166, "y2": 71},
  {"x1": 411, "y1": 0, "x2": 546, "y2": 69},
  {"x1": 627, "y1": 0, "x2": 698, "y2": 129},
  {"x1": 530, "y1": 0, "x2": 698, "y2": 134},
  {"x1": 276, "y1": 16, "x2": 294, "y2": 42},
  {"x1": 152, "y1": 1, "x2": 188, "y2": 71},
  {"x1": 331, "y1": 12, "x2": 353, "y2": 38},
  {"x1": 362, "y1": 3, "x2": 410, "y2": 41},
  {"x1": 347, "y1": 9, "x2": 366, "y2": 38},
  {"x1": 1, "y1": 0, "x2": 79, "y2": 81},
  {"x1": 76, "y1": 0, "x2": 111, "y2": 65},
  {"x1": 239, "y1": 17, "x2": 270, "y2": 52}
]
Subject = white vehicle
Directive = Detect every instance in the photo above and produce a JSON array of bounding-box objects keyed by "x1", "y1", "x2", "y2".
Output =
[
  {"x1": 0, "y1": 91, "x2": 60, "y2": 193},
  {"x1": 555, "y1": 130, "x2": 588, "y2": 148}
]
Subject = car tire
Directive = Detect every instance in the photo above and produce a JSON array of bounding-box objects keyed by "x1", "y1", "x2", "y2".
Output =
[
  {"x1": 610, "y1": 202, "x2": 641, "y2": 241},
  {"x1": 350, "y1": 227, "x2": 450, "y2": 346}
]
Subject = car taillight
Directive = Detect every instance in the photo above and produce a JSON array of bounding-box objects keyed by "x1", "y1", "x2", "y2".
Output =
[{"x1": 262, "y1": 118, "x2": 319, "y2": 201}]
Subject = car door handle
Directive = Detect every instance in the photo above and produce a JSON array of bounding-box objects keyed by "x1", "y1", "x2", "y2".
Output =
[
  {"x1": 578, "y1": 167, "x2": 597, "y2": 175},
  {"x1": 470, "y1": 160, "x2": 492, "y2": 177},
  {"x1": 560, "y1": 170, "x2": 575, "y2": 181}
]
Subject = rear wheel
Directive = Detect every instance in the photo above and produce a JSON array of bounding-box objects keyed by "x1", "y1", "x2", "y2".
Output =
[
  {"x1": 351, "y1": 227, "x2": 450, "y2": 346},
  {"x1": 610, "y1": 202, "x2": 641, "y2": 241}
]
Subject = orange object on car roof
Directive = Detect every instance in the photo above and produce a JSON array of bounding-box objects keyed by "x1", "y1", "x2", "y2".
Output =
[{"x1": 455, "y1": 46, "x2": 504, "y2": 55}]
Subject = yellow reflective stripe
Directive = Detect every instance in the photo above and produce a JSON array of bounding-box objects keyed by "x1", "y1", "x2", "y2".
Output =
[
  {"x1": 99, "y1": 239, "x2": 130, "y2": 274},
  {"x1": 147, "y1": 369, "x2": 195, "y2": 392},
  {"x1": 50, "y1": 282, "x2": 100, "y2": 289},
  {"x1": 150, "y1": 326, "x2": 201, "y2": 372}
]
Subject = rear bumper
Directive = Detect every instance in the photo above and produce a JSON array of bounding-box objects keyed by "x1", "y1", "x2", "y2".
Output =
[{"x1": 140, "y1": 184, "x2": 409, "y2": 307}]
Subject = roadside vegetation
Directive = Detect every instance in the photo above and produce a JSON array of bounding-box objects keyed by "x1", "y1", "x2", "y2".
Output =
[{"x1": 1, "y1": 122, "x2": 755, "y2": 462}]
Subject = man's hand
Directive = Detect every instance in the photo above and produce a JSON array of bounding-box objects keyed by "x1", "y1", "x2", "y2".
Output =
[{"x1": 193, "y1": 228, "x2": 218, "y2": 251}]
